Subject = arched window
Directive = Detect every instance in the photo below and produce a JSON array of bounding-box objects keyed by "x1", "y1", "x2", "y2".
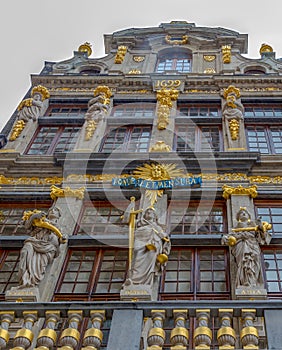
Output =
[
  {"x1": 156, "y1": 51, "x2": 192, "y2": 73},
  {"x1": 80, "y1": 68, "x2": 101, "y2": 75},
  {"x1": 244, "y1": 67, "x2": 266, "y2": 75}
]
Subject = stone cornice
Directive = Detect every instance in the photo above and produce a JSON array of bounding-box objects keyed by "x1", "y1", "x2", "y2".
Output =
[{"x1": 31, "y1": 74, "x2": 282, "y2": 99}]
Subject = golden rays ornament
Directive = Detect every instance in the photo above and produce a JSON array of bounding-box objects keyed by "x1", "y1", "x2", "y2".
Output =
[{"x1": 133, "y1": 163, "x2": 185, "y2": 205}]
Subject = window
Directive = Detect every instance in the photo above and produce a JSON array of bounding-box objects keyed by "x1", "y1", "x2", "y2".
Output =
[
  {"x1": 0, "y1": 250, "x2": 20, "y2": 299},
  {"x1": 55, "y1": 249, "x2": 128, "y2": 301},
  {"x1": 169, "y1": 202, "x2": 225, "y2": 235},
  {"x1": 262, "y1": 248, "x2": 282, "y2": 296},
  {"x1": 160, "y1": 248, "x2": 229, "y2": 300},
  {"x1": 99, "y1": 126, "x2": 151, "y2": 152},
  {"x1": 245, "y1": 106, "x2": 282, "y2": 118},
  {"x1": 46, "y1": 105, "x2": 88, "y2": 117},
  {"x1": 175, "y1": 125, "x2": 222, "y2": 152},
  {"x1": 246, "y1": 125, "x2": 282, "y2": 154},
  {"x1": 80, "y1": 68, "x2": 101, "y2": 75},
  {"x1": 255, "y1": 205, "x2": 282, "y2": 235},
  {"x1": 111, "y1": 104, "x2": 155, "y2": 118},
  {"x1": 156, "y1": 53, "x2": 192, "y2": 73},
  {"x1": 76, "y1": 201, "x2": 128, "y2": 236},
  {"x1": 244, "y1": 69, "x2": 266, "y2": 75},
  {"x1": 0, "y1": 203, "x2": 51, "y2": 236},
  {"x1": 178, "y1": 105, "x2": 220, "y2": 117},
  {"x1": 26, "y1": 126, "x2": 81, "y2": 155}
]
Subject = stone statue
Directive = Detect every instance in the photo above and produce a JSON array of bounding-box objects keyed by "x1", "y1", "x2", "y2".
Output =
[
  {"x1": 15, "y1": 206, "x2": 67, "y2": 289},
  {"x1": 222, "y1": 85, "x2": 246, "y2": 150},
  {"x1": 124, "y1": 207, "x2": 171, "y2": 288},
  {"x1": 9, "y1": 85, "x2": 50, "y2": 141},
  {"x1": 222, "y1": 207, "x2": 272, "y2": 288},
  {"x1": 84, "y1": 85, "x2": 112, "y2": 140}
]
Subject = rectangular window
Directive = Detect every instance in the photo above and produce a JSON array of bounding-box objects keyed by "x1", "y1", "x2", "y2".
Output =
[
  {"x1": 262, "y1": 248, "x2": 282, "y2": 295},
  {"x1": 160, "y1": 248, "x2": 229, "y2": 300},
  {"x1": 111, "y1": 104, "x2": 155, "y2": 118},
  {"x1": 46, "y1": 105, "x2": 88, "y2": 117},
  {"x1": 156, "y1": 57, "x2": 191, "y2": 73},
  {"x1": 246, "y1": 125, "x2": 282, "y2": 154},
  {"x1": 255, "y1": 205, "x2": 282, "y2": 235},
  {"x1": 175, "y1": 125, "x2": 222, "y2": 152},
  {"x1": 0, "y1": 204, "x2": 51, "y2": 236},
  {"x1": 99, "y1": 126, "x2": 151, "y2": 152},
  {"x1": 76, "y1": 202, "x2": 128, "y2": 236},
  {"x1": 55, "y1": 249, "x2": 128, "y2": 301},
  {"x1": 0, "y1": 250, "x2": 20, "y2": 298},
  {"x1": 245, "y1": 105, "x2": 282, "y2": 118},
  {"x1": 178, "y1": 106, "x2": 220, "y2": 117},
  {"x1": 169, "y1": 202, "x2": 225, "y2": 235},
  {"x1": 26, "y1": 126, "x2": 80, "y2": 155}
]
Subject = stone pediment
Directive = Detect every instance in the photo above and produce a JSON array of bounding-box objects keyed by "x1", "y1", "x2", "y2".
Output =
[{"x1": 104, "y1": 21, "x2": 248, "y2": 54}]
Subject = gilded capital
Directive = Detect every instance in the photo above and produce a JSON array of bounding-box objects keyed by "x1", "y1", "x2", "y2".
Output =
[
  {"x1": 222, "y1": 184, "x2": 258, "y2": 199},
  {"x1": 149, "y1": 141, "x2": 171, "y2": 152},
  {"x1": 50, "y1": 185, "x2": 85, "y2": 200}
]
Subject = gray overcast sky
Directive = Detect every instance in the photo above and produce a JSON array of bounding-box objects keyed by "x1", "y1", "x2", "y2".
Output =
[{"x1": 1, "y1": 0, "x2": 281, "y2": 131}]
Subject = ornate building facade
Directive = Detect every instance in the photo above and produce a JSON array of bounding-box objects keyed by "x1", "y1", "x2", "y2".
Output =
[{"x1": 1, "y1": 21, "x2": 282, "y2": 349}]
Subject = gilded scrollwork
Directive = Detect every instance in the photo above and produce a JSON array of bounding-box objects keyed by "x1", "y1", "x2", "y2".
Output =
[
  {"x1": 165, "y1": 35, "x2": 188, "y2": 45},
  {"x1": 156, "y1": 88, "x2": 179, "y2": 130},
  {"x1": 128, "y1": 69, "x2": 141, "y2": 74},
  {"x1": 133, "y1": 56, "x2": 145, "y2": 62},
  {"x1": 222, "y1": 45, "x2": 231, "y2": 63},
  {"x1": 204, "y1": 55, "x2": 216, "y2": 62},
  {"x1": 114, "y1": 45, "x2": 127, "y2": 64}
]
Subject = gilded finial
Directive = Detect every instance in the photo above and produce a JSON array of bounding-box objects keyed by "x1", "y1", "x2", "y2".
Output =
[
  {"x1": 259, "y1": 43, "x2": 273, "y2": 55},
  {"x1": 78, "y1": 42, "x2": 92, "y2": 57}
]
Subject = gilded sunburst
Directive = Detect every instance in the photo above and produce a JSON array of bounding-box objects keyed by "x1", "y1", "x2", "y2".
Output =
[
  {"x1": 133, "y1": 163, "x2": 185, "y2": 181},
  {"x1": 133, "y1": 163, "x2": 185, "y2": 205}
]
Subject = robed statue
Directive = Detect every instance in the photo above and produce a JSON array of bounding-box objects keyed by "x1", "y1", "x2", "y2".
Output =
[
  {"x1": 222, "y1": 207, "x2": 271, "y2": 288},
  {"x1": 121, "y1": 198, "x2": 171, "y2": 297},
  {"x1": 15, "y1": 206, "x2": 67, "y2": 289}
]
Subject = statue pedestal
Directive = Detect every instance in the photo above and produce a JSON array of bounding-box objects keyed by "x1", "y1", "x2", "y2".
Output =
[
  {"x1": 5, "y1": 287, "x2": 40, "y2": 302},
  {"x1": 120, "y1": 284, "x2": 153, "y2": 301},
  {"x1": 235, "y1": 287, "x2": 267, "y2": 300}
]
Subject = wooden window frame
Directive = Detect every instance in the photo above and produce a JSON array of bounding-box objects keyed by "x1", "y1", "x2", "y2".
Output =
[
  {"x1": 168, "y1": 200, "x2": 226, "y2": 235},
  {"x1": 174, "y1": 125, "x2": 223, "y2": 152},
  {"x1": 160, "y1": 247, "x2": 230, "y2": 300},
  {"x1": 54, "y1": 248, "x2": 129, "y2": 301},
  {"x1": 25, "y1": 125, "x2": 81, "y2": 155},
  {"x1": 246, "y1": 124, "x2": 282, "y2": 154},
  {"x1": 99, "y1": 125, "x2": 152, "y2": 153}
]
